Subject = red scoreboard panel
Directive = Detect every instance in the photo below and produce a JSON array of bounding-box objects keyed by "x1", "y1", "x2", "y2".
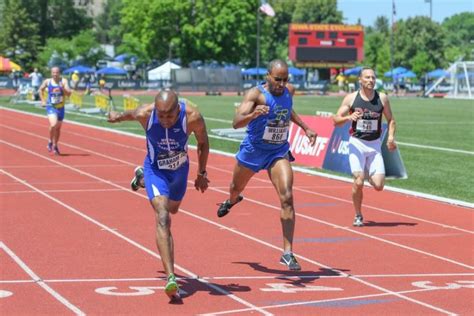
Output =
[{"x1": 289, "y1": 24, "x2": 364, "y2": 67}]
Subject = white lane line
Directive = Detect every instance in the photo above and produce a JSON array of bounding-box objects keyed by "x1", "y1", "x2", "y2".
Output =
[
  {"x1": 1, "y1": 160, "x2": 457, "y2": 316},
  {"x1": 2, "y1": 272, "x2": 473, "y2": 284},
  {"x1": 4, "y1": 107, "x2": 472, "y2": 208},
  {"x1": 0, "y1": 189, "x2": 124, "y2": 194},
  {"x1": 209, "y1": 163, "x2": 474, "y2": 233},
  {"x1": 397, "y1": 141, "x2": 473, "y2": 155},
  {"x1": 1, "y1": 121, "x2": 472, "y2": 235},
  {"x1": 1, "y1": 118, "x2": 468, "y2": 314},
  {"x1": 208, "y1": 186, "x2": 473, "y2": 270},
  {"x1": 200, "y1": 286, "x2": 456, "y2": 316},
  {"x1": 2, "y1": 105, "x2": 473, "y2": 155},
  {"x1": 178, "y1": 202, "x2": 459, "y2": 315},
  {"x1": 2, "y1": 126, "x2": 472, "y2": 263},
  {"x1": 0, "y1": 168, "x2": 272, "y2": 316},
  {"x1": 0, "y1": 242, "x2": 85, "y2": 315}
]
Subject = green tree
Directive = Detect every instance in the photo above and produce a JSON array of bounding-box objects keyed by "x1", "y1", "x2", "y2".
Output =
[
  {"x1": 410, "y1": 51, "x2": 435, "y2": 76},
  {"x1": 37, "y1": 30, "x2": 104, "y2": 69},
  {"x1": 96, "y1": 0, "x2": 124, "y2": 45},
  {"x1": 363, "y1": 16, "x2": 392, "y2": 76},
  {"x1": 394, "y1": 17, "x2": 446, "y2": 69},
  {"x1": 0, "y1": 0, "x2": 41, "y2": 70},
  {"x1": 71, "y1": 30, "x2": 105, "y2": 66},
  {"x1": 182, "y1": 0, "x2": 255, "y2": 64},
  {"x1": 120, "y1": 0, "x2": 257, "y2": 65},
  {"x1": 46, "y1": 0, "x2": 93, "y2": 39},
  {"x1": 364, "y1": 32, "x2": 390, "y2": 75},
  {"x1": 117, "y1": 33, "x2": 150, "y2": 64},
  {"x1": 292, "y1": 0, "x2": 342, "y2": 24},
  {"x1": 442, "y1": 12, "x2": 474, "y2": 61},
  {"x1": 373, "y1": 16, "x2": 389, "y2": 35},
  {"x1": 260, "y1": 0, "x2": 296, "y2": 63},
  {"x1": 119, "y1": 0, "x2": 182, "y2": 63}
]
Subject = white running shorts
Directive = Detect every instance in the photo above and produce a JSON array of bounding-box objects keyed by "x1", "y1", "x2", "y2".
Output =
[{"x1": 348, "y1": 136, "x2": 385, "y2": 176}]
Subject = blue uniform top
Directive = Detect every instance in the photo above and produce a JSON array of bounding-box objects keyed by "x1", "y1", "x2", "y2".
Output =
[
  {"x1": 47, "y1": 79, "x2": 66, "y2": 108},
  {"x1": 145, "y1": 101, "x2": 189, "y2": 171},
  {"x1": 243, "y1": 84, "x2": 293, "y2": 151}
]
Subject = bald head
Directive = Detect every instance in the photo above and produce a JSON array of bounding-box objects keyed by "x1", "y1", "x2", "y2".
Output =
[
  {"x1": 51, "y1": 66, "x2": 61, "y2": 81},
  {"x1": 155, "y1": 90, "x2": 179, "y2": 112},
  {"x1": 267, "y1": 59, "x2": 288, "y2": 73}
]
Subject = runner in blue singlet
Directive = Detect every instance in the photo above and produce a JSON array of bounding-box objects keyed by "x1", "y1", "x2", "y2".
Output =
[
  {"x1": 39, "y1": 66, "x2": 71, "y2": 155},
  {"x1": 107, "y1": 90, "x2": 210, "y2": 301},
  {"x1": 216, "y1": 59, "x2": 317, "y2": 271}
]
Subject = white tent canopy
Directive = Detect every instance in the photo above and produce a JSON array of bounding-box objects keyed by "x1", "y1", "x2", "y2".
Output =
[{"x1": 148, "y1": 61, "x2": 181, "y2": 81}]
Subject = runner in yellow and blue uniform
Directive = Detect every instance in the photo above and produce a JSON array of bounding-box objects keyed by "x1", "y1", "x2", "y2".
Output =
[
  {"x1": 216, "y1": 59, "x2": 318, "y2": 271},
  {"x1": 39, "y1": 67, "x2": 71, "y2": 155}
]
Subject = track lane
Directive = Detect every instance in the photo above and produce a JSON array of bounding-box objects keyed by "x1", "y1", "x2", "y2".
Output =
[{"x1": 1, "y1": 108, "x2": 472, "y2": 314}]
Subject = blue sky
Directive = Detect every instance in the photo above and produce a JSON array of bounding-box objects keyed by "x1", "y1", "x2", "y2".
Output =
[{"x1": 337, "y1": 0, "x2": 473, "y2": 27}]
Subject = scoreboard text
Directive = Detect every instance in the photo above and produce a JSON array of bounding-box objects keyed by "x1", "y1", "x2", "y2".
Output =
[{"x1": 289, "y1": 24, "x2": 364, "y2": 67}]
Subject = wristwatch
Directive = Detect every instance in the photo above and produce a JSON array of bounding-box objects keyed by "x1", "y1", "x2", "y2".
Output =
[{"x1": 198, "y1": 170, "x2": 207, "y2": 178}]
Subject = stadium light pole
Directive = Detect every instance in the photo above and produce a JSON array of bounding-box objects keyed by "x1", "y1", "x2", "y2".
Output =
[
  {"x1": 390, "y1": 0, "x2": 395, "y2": 82},
  {"x1": 256, "y1": 6, "x2": 261, "y2": 72},
  {"x1": 425, "y1": 0, "x2": 432, "y2": 20},
  {"x1": 168, "y1": 42, "x2": 174, "y2": 61}
]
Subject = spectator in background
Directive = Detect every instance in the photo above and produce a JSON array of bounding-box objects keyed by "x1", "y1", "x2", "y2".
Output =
[
  {"x1": 99, "y1": 75, "x2": 106, "y2": 92},
  {"x1": 336, "y1": 71, "x2": 346, "y2": 93},
  {"x1": 30, "y1": 68, "x2": 43, "y2": 100},
  {"x1": 71, "y1": 70, "x2": 80, "y2": 90},
  {"x1": 83, "y1": 73, "x2": 91, "y2": 95},
  {"x1": 11, "y1": 69, "x2": 20, "y2": 88}
]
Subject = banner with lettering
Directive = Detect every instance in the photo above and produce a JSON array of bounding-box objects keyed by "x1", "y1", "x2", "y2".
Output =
[{"x1": 289, "y1": 115, "x2": 407, "y2": 178}]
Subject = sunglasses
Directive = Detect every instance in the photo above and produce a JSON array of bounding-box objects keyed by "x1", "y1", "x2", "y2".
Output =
[{"x1": 269, "y1": 75, "x2": 289, "y2": 83}]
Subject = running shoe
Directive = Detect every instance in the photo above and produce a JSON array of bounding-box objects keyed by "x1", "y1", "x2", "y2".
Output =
[
  {"x1": 217, "y1": 195, "x2": 243, "y2": 218},
  {"x1": 53, "y1": 146, "x2": 60, "y2": 156},
  {"x1": 280, "y1": 253, "x2": 301, "y2": 271},
  {"x1": 164, "y1": 273, "x2": 180, "y2": 300},
  {"x1": 47, "y1": 142, "x2": 53, "y2": 153},
  {"x1": 130, "y1": 166, "x2": 145, "y2": 191},
  {"x1": 353, "y1": 215, "x2": 364, "y2": 227}
]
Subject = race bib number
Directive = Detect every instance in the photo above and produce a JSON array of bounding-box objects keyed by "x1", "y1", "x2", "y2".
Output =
[
  {"x1": 356, "y1": 119, "x2": 377, "y2": 133},
  {"x1": 51, "y1": 94, "x2": 63, "y2": 105},
  {"x1": 263, "y1": 121, "x2": 289, "y2": 144},
  {"x1": 157, "y1": 152, "x2": 187, "y2": 170}
]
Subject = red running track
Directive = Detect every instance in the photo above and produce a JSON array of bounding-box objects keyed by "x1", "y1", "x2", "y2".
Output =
[{"x1": 0, "y1": 108, "x2": 473, "y2": 315}]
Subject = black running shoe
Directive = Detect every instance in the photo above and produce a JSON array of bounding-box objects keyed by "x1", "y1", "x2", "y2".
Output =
[
  {"x1": 131, "y1": 166, "x2": 145, "y2": 191},
  {"x1": 280, "y1": 253, "x2": 301, "y2": 271},
  {"x1": 217, "y1": 195, "x2": 243, "y2": 217}
]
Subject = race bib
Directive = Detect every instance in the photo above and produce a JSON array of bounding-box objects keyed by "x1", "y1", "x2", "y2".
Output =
[
  {"x1": 356, "y1": 119, "x2": 377, "y2": 133},
  {"x1": 156, "y1": 151, "x2": 187, "y2": 170},
  {"x1": 263, "y1": 121, "x2": 289, "y2": 144},
  {"x1": 51, "y1": 94, "x2": 63, "y2": 105}
]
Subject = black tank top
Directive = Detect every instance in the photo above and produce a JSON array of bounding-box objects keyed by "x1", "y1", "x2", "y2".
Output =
[{"x1": 350, "y1": 90, "x2": 383, "y2": 141}]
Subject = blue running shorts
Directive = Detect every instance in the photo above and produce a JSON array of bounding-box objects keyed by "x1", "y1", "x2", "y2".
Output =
[
  {"x1": 236, "y1": 142, "x2": 294, "y2": 173},
  {"x1": 143, "y1": 158, "x2": 189, "y2": 201},
  {"x1": 46, "y1": 105, "x2": 65, "y2": 121}
]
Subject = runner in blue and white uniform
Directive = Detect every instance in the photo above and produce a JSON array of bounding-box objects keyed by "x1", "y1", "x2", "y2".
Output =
[
  {"x1": 333, "y1": 67, "x2": 397, "y2": 227},
  {"x1": 107, "y1": 90, "x2": 210, "y2": 301},
  {"x1": 39, "y1": 66, "x2": 71, "y2": 155},
  {"x1": 216, "y1": 59, "x2": 317, "y2": 271}
]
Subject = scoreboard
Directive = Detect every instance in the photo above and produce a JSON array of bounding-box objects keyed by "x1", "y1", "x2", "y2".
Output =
[{"x1": 289, "y1": 24, "x2": 364, "y2": 67}]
